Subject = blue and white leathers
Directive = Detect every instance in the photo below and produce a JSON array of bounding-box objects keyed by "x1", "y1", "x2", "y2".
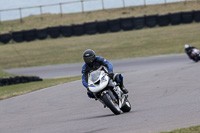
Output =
[{"x1": 82, "y1": 56, "x2": 113, "y2": 88}]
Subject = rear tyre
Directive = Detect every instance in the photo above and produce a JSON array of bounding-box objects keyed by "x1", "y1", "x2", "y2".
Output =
[
  {"x1": 121, "y1": 99, "x2": 131, "y2": 112},
  {"x1": 101, "y1": 93, "x2": 121, "y2": 115},
  {"x1": 194, "y1": 56, "x2": 199, "y2": 62}
]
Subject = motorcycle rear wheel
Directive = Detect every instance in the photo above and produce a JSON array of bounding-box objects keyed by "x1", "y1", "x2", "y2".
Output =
[{"x1": 101, "y1": 93, "x2": 122, "y2": 115}]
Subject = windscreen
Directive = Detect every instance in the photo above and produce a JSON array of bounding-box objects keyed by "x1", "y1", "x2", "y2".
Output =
[{"x1": 89, "y1": 70, "x2": 101, "y2": 83}]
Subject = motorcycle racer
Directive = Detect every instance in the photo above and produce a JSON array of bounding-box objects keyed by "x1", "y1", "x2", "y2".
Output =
[
  {"x1": 185, "y1": 44, "x2": 195, "y2": 59},
  {"x1": 82, "y1": 49, "x2": 128, "y2": 98},
  {"x1": 184, "y1": 44, "x2": 199, "y2": 61}
]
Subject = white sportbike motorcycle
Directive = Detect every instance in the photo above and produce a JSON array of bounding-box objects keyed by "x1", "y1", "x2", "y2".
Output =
[
  {"x1": 190, "y1": 48, "x2": 200, "y2": 62},
  {"x1": 88, "y1": 66, "x2": 131, "y2": 115}
]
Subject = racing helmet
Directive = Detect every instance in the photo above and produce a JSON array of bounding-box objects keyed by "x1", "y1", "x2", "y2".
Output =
[
  {"x1": 83, "y1": 49, "x2": 96, "y2": 64},
  {"x1": 184, "y1": 44, "x2": 189, "y2": 49}
]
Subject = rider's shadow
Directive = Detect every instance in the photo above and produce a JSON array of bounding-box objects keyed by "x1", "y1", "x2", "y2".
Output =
[{"x1": 69, "y1": 110, "x2": 135, "y2": 122}]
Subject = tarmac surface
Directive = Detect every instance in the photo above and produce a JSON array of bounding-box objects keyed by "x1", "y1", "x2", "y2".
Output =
[{"x1": 1, "y1": 54, "x2": 200, "y2": 133}]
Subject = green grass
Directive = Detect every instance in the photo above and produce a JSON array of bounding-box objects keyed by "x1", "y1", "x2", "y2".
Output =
[
  {"x1": 1, "y1": 22, "x2": 200, "y2": 69},
  {"x1": 0, "y1": 1, "x2": 200, "y2": 33},
  {"x1": 0, "y1": 70, "x2": 17, "y2": 78},
  {"x1": 161, "y1": 125, "x2": 200, "y2": 133},
  {"x1": 0, "y1": 76, "x2": 80, "y2": 100},
  {"x1": 0, "y1": 2, "x2": 200, "y2": 132}
]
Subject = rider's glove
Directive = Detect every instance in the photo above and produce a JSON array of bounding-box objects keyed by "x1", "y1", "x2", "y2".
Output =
[{"x1": 108, "y1": 72, "x2": 114, "y2": 79}]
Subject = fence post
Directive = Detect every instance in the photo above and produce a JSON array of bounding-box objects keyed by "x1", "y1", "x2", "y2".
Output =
[
  {"x1": 81, "y1": 0, "x2": 84, "y2": 13},
  {"x1": 60, "y1": 3, "x2": 63, "y2": 17},
  {"x1": 164, "y1": 0, "x2": 167, "y2": 6},
  {"x1": 122, "y1": 0, "x2": 125, "y2": 8},
  {"x1": 101, "y1": 0, "x2": 105, "y2": 10},
  {"x1": 19, "y1": 8, "x2": 23, "y2": 23},
  {"x1": 0, "y1": 11, "x2": 1, "y2": 24},
  {"x1": 144, "y1": 0, "x2": 146, "y2": 7},
  {"x1": 40, "y1": 6, "x2": 43, "y2": 20}
]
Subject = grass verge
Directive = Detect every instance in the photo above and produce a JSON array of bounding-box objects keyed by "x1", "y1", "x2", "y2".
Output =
[
  {"x1": 0, "y1": 1, "x2": 200, "y2": 33},
  {"x1": 0, "y1": 76, "x2": 80, "y2": 100},
  {"x1": 1, "y1": 22, "x2": 200, "y2": 69},
  {"x1": 160, "y1": 125, "x2": 200, "y2": 133}
]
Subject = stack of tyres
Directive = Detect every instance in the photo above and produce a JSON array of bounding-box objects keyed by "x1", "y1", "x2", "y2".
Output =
[
  {"x1": 133, "y1": 16, "x2": 145, "y2": 30},
  {"x1": 194, "y1": 10, "x2": 200, "y2": 22},
  {"x1": 145, "y1": 15, "x2": 158, "y2": 28},
  {"x1": 72, "y1": 24, "x2": 85, "y2": 36},
  {"x1": 84, "y1": 22, "x2": 97, "y2": 35},
  {"x1": 181, "y1": 11, "x2": 194, "y2": 24},
  {"x1": 169, "y1": 12, "x2": 181, "y2": 25},
  {"x1": 23, "y1": 29, "x2": 36, "y2": 42},
  {"x1": 121, "y1": 17, "x2": 134, "y2": 31},
  {"x1": 47, "y1": 26, "x2": 61, "y2": 39},
  {"x1": 158, "y1": 14, "x2": 170, "y2": 26},
  {"x1": 108, "y1": 19, "x2": 121, "y2": 32},
  {"x1": 0, "y1": 33, "x2": 12, "y2": 44},
  {"x1": 60, "y1": 25, "x2": 73, "y2": 37},
  {"x1": 97, "y1": 20, "x2": 109, "y2": 33},
  {"x1": 12, "y1": 31, "x2": 24, "y2": 43},
  {"x1": 36, "y1": 28, "x2": 48, "y2": 40}
]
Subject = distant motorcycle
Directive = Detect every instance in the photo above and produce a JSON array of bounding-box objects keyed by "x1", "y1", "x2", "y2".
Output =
[
  {"x1": 190, "y1": 48, "x2": 200, "y2": 62},
  {"x1": 88, "y1": 66, "x2": 131, "y2": 115}
]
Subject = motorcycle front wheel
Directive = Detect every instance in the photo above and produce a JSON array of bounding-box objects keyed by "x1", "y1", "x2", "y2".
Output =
[
  {"x1": 121, "y1": 99, "x2": 131, "y2": 112},
  {"x1": 101, "y1": 93, "x2": 122, "y2": 115}
]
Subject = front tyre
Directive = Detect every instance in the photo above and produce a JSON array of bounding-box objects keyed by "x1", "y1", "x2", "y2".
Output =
[
  {"x1": 101, "y1": 93, "x2": 121, "y2": 115},
  {"x1": 121, "y1": 99, "x2": 131, "y2": 112}
]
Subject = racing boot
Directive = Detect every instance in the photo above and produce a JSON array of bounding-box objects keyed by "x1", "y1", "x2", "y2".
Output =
[
  {"x1": 120, "y1": 82, "x2": 128, "y2": 94},
  {"x1": 115, "y1": 74, "x2": 128, "y2": 94}
]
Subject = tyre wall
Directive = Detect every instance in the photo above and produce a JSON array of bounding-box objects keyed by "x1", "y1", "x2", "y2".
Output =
[
  {"x1": 158, "y1": 14, "x2": 170, "y2": 26},
  {"x1": 133, "y1": 16, "x2": 145, "y2": 29},
  {"x1": 108, "y1": 19, "x2": 121, "y2": 32},
  {"x1": 84, "y1": 22, "x2": 97, "y2": 35},
  {"x1": 145, "y1": 15, "x2": 158, "y2": 28},
  {"x1": 72, "y1": 24, "x2": 85, "y2": 36},
  {"x1": 23, "y1": 29, "x2": 36, "y2": 42},
  {"x1": 0, "y1": 76, "x2": 43, "y2": 87},
  {"x1": 97, "y1": 20, "x2": 109, "y2": 33},
  {"x1": 47, "y1": 26, "x2": 61, "y2": 39},
  {"x1": 1, "y1": 10, "x2": 200, "y2": 44},
  {"x1": 12, "y1": 31, "x2": 24, "y2": 43},
  {"x1": 36, "y1": 28, "x2": 48, "y2": 40},
  {"x1": 121, "y1": 17, "x2": 134, "y2": 31},
  {"x1": 0, "y1": 33, "x2": 12, "y2": 44},
  {"x1": 60, "y1": 25, "x2": 73, "y2": 37}
]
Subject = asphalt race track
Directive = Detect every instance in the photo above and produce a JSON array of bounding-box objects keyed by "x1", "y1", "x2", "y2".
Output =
[{"x1": 1, "y1": 54, "x2": 200, "y2": 133}]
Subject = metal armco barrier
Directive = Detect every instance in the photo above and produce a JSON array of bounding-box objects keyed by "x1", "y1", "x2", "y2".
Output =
[{"x1": 1, "y1": 10, "x2": 200, "y2": 44}]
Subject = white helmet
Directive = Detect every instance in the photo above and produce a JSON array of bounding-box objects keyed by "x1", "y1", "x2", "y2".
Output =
[{"x1": 184, "y1": 44, "x2": 189, "y2": 49}]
